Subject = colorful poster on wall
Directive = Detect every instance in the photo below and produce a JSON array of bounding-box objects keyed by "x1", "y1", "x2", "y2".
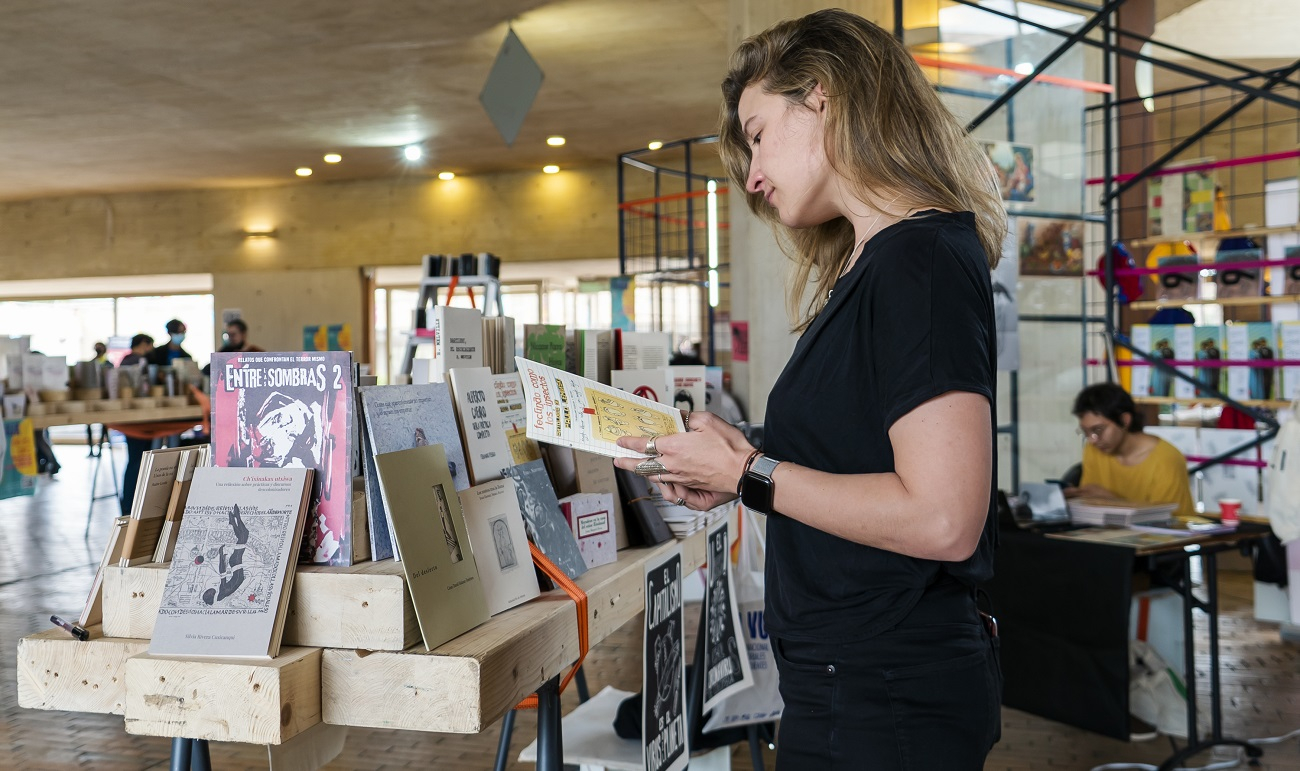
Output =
[
  {"x1": 1, "y1": 418, "x2": 37, "y2": 500},
  {"x1": 1183, "y1": 170, "x2": 1217, "y2": 233},
  {"x1": 981, "y1": 141, "x2": 1035, "y2": 203},
  {"x1": 1017, "y1": 217, "x2": 1084, "y2": 276},
  {"x1": 610, "y1": 276, "x2": 635, "y2": 331},
  {"x1": 730, "y1": 322, "x2": 749, "y2": 363},
  {"x1": 303, "y1": 324, "x2": 353, "y2": 352}
]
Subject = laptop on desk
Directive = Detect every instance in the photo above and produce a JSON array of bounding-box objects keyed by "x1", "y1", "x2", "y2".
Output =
[{"x1": 1011, "y1": 482, "x2": 1073, "y2": 529}]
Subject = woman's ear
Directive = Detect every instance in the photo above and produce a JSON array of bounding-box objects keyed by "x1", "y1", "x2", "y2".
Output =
[{"x1": 810, "y1": 82, "x2": 828, "y2": 113}]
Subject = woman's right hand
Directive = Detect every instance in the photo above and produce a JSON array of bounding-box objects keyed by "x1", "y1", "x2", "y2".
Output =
[{"x1": 613, "y1": 411, "x2": 755, "y2": 501}]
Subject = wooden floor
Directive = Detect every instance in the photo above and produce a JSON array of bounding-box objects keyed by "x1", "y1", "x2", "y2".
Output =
[{"x1": 4, "y1": 446, "x2": 1300, "y2": 770}]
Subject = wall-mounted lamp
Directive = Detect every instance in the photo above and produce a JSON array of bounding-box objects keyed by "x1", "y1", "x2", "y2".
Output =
[{"x1": 241, "y1": 228, "x2": 279, "y2": 239}]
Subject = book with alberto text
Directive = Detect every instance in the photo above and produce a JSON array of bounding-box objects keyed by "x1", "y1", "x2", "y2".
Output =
[
  {"x1": 150, "y1": 467, "x2": 314, "y2": 658},
  {"x1": 375, "y1": 444, "x2": 490, "y2": 649},
  {"x1": 212, "y1": 351, "x2": 354, "y2": 566},
  {"x1": 448, "y1": 367, "x2": 515, "y2": 485}
]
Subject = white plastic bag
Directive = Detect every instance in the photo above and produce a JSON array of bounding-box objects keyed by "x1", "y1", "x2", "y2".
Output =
[
  {"x1": 1263, "y1": 403, "x2": 1300, "y2": 543},
  {"x1": 702, "y1": 505, "x2": 783, "y2": 732}
]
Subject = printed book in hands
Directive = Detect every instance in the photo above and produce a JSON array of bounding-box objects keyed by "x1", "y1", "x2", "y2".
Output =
[
  {"x1": 516, "y1": 357, "x2": 684, "y2": 459},
  {"x1": 150, "y1": 467, "x2": 314, "y2": 659}
]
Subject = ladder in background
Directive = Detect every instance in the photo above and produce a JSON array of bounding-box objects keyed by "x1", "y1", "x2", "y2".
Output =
[{"x1": 399, "y1": 275, "x2": 504, "y2": 376}]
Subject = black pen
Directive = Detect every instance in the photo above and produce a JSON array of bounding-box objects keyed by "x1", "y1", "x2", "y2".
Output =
[{"x1": 50, "y1": 615, "x2": 90, "y2": 641}]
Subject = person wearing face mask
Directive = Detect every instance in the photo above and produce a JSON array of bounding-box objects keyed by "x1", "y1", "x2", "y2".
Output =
[
  {"x1": 1063, "y1": 382, "x2": 1196, "y2": 518},
  {"x1": 148, "y1": 319, "x2": 193, "y2": 366}
]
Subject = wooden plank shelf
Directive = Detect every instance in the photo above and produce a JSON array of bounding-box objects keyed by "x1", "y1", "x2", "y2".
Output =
[
  {"x1": 16, "y1": 626, "x2": 149, "y2": 715},
  {"x1": 1127, "y1": 294, "x2": 1300, "y2": 310},
  {"x1": 321, "y1": 529, "x2": 708, "y2": 734},
  {"x1": 1133, "y1": 396, "x2": 1291, "y2": 409},
  {"x1": 1130, "y1": 223, "x2": 1300, "y2": 248},
  {"x1": 104, "y1": 559, "x2": 418, "y2": 651}
]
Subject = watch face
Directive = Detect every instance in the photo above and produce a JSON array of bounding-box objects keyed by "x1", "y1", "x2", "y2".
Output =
[{"x1": 741, "y1": 472, "x2": 775, "y2": 514}]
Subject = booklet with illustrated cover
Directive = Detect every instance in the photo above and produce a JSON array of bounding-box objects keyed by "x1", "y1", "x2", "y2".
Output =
[
  {"x1": 516, "y1": 357, "x2": 684, "y2": 460},
  {"x1": 492, "y1": 373, "x2": 543, "y2": 466},
  {"x1": 150, "y1": 467, "x2": 314, "y2": 659},
  {"x1": 211, "y1": 351, "x2": 353, "y2": 566},
  {"x1": 502, "y1": 459, "x2": 588, "y2": 580}
]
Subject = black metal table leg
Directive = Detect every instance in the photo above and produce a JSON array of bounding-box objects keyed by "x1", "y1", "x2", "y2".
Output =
[
  {"x1": 535, "y1": 675, "x2": 564, "y2": 771},
  {"x1": 1156, "y1": 547, "x2": 1265, "y2": 770},
  {"x1": 190, "y1": 739, "x2": 211, "y2": 771},
  {"x1": 747, "y1": 724, "x2": 767, "y2": 771},
  {"x1": 494, "y1": 709, "x2": 517, "y2": 771},
  {"x1": 169, "y1": 738, "x2": 192, "y2": 771}
]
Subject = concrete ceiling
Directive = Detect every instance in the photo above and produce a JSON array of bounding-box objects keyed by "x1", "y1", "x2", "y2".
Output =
[
  {"x1": 1, "y1": 0, "x2": 1273, "y2": 205},
  {"x1": 0, "y1": 0, "x2": 729, "y2": 201}
]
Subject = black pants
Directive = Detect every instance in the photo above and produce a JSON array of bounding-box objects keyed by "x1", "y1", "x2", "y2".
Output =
[
  {"x1": 771, "y1": 583, "x2": 1001, "y2": 770},
  {"x1": 119, "y1": 436, "x2": 155, "y2": 514}
]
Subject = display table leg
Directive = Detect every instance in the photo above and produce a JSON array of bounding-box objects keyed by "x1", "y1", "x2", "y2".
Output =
[
  {"x1": 169, "y1": 738, "x2": 192, "y2": 771},
  {"x1": 534, "y1": 675, "x2": 563, "y2": 771},
  {"x1": 494, "y1": 709, "x2": 517, "y2": 771},
  {"x1": 190, "y1": 739, "x2": 211, "y2": 771}
]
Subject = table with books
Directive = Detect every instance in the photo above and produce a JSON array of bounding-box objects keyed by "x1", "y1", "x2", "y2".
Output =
[
  {"x1": 985, "y1": 499, "x2": 1270, "y2": 767},
  {"x1": 17, "y1": 525, "x2": 709, "y2": 770}
]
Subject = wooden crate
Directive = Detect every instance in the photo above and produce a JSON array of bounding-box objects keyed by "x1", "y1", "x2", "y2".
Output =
[
  {"x1": 322, "y1": 529, "x2": 708, "y2": 733},
  {"x1": 16, "y1": 627, "x2": 148, "y2": 715},
  {"x1": 124, "y1": 647, "x2": 321, "y2": 745},
  {"x1": 103, "y1": 560, "x2": 417, "y2": 650}
]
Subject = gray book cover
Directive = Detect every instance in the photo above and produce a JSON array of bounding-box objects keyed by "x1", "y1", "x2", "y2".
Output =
[
  {"x1": 360, "y1": 384, "x2": 472, "y2": 561},
  {"x1": 150, "y1": 467, "x2": 313, "y2": 659},
  {"x1": 503, "y1": 459, "x2": 587, "y2": 580}
]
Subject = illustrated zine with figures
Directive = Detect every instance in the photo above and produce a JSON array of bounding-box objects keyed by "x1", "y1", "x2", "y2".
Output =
[
  {"x1": 211, "y1": 351, "x2": 353, "y2": 566},
  {"x1": 492, "y1": 373, "x2": 543, "y2": 466},
  {"x1": 459, "y1": 478, "x2": 541, "y2": 615},
  {"x1": 375, "y1": 444, "x2": 490, "y2": 650},
  {"x1": 150, "y1": 467, "x2": 314, "y2": 659},
  {"x1": 359, "y1": 383, "x2": 472, "y2": 561},
  {"x1": 502, "y1": 460, "x2": 588, "y2": 580},
  {"x1": 701, "y1": 519, "x2": 752, "y2": 712},
  {"x1": 644, "y1": 546, "x2": 688, "y2": 771},
  {"x1": 516, "y1": 357, "x2": 684, "y2": 460}
]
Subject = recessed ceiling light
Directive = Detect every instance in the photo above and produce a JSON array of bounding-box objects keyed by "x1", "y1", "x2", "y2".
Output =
[
  {"x1": 323, "y1": 153, "x2": 342, "y2": 163},
  {"x1": 438, "y1": 171, "x2": 455, "y2": 180},
  {"x1": 295, "y1": 167, "x2": 313, "y2": 177},
  {"x1": 404, "y1": 145, "x2": 423, "y2": 161},
  {"x1": 543, "y1": 165, "x2": 560, "y2": 174},
  {"x1": 547, "y1": 136, "x2": 566, "y2": 146},
  {"x1": 647, "y1": 141, "x2": 664, "y2": 151},
  {"x1": 1014, "y1": 62, "x2": 1035, "y2": 76}
]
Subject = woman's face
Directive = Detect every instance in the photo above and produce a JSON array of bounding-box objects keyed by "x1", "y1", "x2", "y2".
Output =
[{"x1": 737, "y1": 84, "x2": 837, "y2": 229}]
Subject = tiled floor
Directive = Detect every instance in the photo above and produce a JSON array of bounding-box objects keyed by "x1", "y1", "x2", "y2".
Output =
[{"x1": 3, "y1": 445, "x2": 1300, "y2": 769}]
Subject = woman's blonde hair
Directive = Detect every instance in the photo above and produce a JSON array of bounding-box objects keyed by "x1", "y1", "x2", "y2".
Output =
[{"x1": 719, "y1": 9, "x2": 1007, "y2": 331}]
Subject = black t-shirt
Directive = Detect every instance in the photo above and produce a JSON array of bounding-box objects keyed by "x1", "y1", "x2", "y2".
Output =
[{"x1": 762, "y1": 210, "x2": 998, "y2": 643}]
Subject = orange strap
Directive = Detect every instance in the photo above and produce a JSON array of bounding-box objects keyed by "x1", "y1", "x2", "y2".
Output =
[
  {"x1": 514, "y1": 543, "x2": 589, "y2": 710},
  {"x1": 442, "y1": 274, "x2": 477, "y2": 309}
]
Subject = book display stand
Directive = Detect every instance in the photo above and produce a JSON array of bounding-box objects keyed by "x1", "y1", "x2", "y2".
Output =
[{"x1": 18, "y1": 529, "x2": 710, "y2": 771}]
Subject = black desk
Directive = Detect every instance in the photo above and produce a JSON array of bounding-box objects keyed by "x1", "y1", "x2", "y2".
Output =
[{"x1": 984, "y1": 524, "x2": 1269, "y2": 766}]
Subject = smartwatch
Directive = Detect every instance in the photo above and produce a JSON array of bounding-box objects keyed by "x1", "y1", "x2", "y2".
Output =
[{"x1": 740, "y1": 454, "x2": 782, "y2": 514}]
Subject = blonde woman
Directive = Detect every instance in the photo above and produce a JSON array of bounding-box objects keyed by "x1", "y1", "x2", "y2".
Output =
[{"x1": 614, "y1": 9, "x2": 1005, "y2": 769}]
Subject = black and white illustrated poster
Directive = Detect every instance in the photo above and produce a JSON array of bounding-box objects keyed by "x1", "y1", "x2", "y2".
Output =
[
  {"x1": 702, "y1": 519, "x2": 752, "y2": 712},
  {"x1": 643, "y1": 546, "x2": 688, "y2": 771}
]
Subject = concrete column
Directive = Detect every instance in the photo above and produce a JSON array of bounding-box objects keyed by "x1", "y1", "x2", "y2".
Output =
[{"x1": 725, "y1": 0, "x2": 895, "y2": 421}]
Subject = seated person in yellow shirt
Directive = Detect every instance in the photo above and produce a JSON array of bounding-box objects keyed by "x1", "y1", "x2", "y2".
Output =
[{"x1": 1063, "y1": 383, "x2": 1196, "y2": 518}]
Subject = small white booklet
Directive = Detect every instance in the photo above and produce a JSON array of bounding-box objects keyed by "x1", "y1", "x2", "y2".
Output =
[{"x1": 515, "y1": 357, "x2": 684, "y2": 459}]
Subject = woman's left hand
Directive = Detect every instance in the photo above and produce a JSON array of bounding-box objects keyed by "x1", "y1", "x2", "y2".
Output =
[{"x1": 612, "y1": 411, "x2": 754, "y2": 506}]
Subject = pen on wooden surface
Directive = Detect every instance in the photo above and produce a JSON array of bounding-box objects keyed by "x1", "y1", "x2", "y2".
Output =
[{"x1": 49, "y1": 614, "x2": 89, "y2": 641}]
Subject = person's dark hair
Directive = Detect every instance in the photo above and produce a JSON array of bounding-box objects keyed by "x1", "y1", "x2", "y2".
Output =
[
  {"x1": 227, "y1": 319, "x2": 248, "y2": 334},
  {"x1": 130, "y1": 333, "x2": 154, "y2": 349},
  {"x1": 165, "y1": 318, "x2": 185, "y2": 334},
  {"x1": 1072, "y1": 383, "x2": 1143, "y2": 433}
]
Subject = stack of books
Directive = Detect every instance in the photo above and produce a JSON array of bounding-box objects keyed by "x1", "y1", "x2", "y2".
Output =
[{"x1": 1067, "y1": 498, "x2": 1178, "y2": 526}]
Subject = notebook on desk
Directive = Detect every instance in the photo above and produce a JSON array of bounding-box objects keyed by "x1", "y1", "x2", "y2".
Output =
[{"x1": 1067, "y1": 498, "x2": 1178, "y2": 527}]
